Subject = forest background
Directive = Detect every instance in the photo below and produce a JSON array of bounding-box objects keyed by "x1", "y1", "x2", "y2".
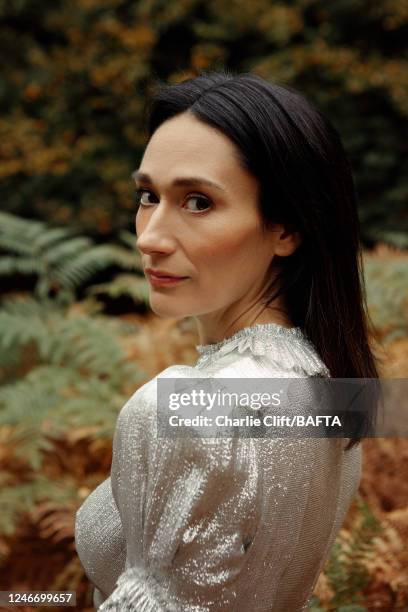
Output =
[{"x1": 0, "y1": 0, "x2": 407, "y2": 610}]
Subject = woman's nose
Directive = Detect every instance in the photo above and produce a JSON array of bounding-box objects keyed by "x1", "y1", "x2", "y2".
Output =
[{"x1": 136, "y1": 206, "x2": 176, "y2": 255}]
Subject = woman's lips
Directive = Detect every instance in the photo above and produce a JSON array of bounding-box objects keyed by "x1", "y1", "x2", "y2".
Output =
[{"x1": 147, "y1": 272, "x2": 189, "y2": 287}]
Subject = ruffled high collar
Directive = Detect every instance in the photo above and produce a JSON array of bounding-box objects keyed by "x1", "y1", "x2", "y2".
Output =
[
  {"x1": 196, "y1": 323, "x2": 303, "y2": 355},
  {"x1": 195, "y1": 322, "x2": 330, "y2": 377}
]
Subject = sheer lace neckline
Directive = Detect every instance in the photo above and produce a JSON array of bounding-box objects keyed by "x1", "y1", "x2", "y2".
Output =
[{"x1": 195, "y1": 322, "x2": 305, "y2": 356}]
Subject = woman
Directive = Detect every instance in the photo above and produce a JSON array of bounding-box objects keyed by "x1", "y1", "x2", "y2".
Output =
[{"x1": 75, "y1": 70, "x2": 380, "y2": 611}]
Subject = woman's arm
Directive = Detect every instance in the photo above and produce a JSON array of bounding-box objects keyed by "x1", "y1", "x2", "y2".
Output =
[{"x1": 97, "y1": 392, "x2": 261, "y2": 611}]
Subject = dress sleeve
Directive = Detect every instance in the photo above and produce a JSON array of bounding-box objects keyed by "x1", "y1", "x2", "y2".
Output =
[
  {"x1": 74, "y1": 476, "x2": 126, "y2": 601},
  {"x1": 97, "y1": 381, "x2": 261, "y2": 611}
]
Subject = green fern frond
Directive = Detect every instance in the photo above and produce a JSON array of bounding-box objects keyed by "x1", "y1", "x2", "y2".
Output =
[
  {"x1": 50, "y1": 314, "x2": 128, "y2": 374},
  {"x1": 0, "y1": 359, "x2": 142, "y2": 450},
  {"x1": 0, "y1": 295, "x2": 59, "y2": 354},
  {"x1": 86, "y1": 273, "x2": 150, "y2": 305},
  {"x1": 0, "y1": 255, "x2": 40, "y2": 276},
  {"x1": 0, "y1": 471, "x2": 78, "y2": 537},
  {"x1": 0, "y1": 374, "x2": 62, "y2": 425},
  {"x1": 52, "y1": 246, "x2": 114, "y2": 290},
  {"x1": 324, "y1": 494, "x2": 383, "y2": 609},
  {"x1": 5, "y1": 422, "x2": 56, "y2": 470},
  {"x1": 0, "y1": 341, "x2": 23, "y2": 373},
  {"x1": 0, "y1": 212, "x2": 46, "y2": 255},
  {"x1": 96, "y1": 244, "x2": 143, "y2": 271},
  {"x1": 0, "y1": 213, "x2": 145, "y2": 305},
  {"x1": 0, "y1": 293, "x2": 144, "y2": 434},
  {"x1": 0, "y1": 295, "x2": 138, "y2": 373},
  {"x1": 49, "y1": 391, "x2": 125, "y2": 433},
  {"x1": 0, "y1": 217, "x2": 149, "y2": 543},
  {"x1": 0, "y1": 237, "x2": 37, "y2": 257},
  {"x1": 0, "y1": 477, "x2": 47, "y2": 536},
  {"x1": 52, "y1": 244, "x2": 141, "y2": 291},
  {"x1": 44, "y1": 236, "x2": 93, "y2": 267},
  {"x1": 33, "y1": 226, "x2": 78, "y2": 251}
]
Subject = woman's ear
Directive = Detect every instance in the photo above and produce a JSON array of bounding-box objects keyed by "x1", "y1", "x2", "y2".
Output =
[{"x1": 272, "y1": 224, "x2": 302, "y2": 257}]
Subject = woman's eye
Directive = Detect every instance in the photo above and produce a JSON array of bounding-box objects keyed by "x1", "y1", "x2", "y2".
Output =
[
  {"x1": 135, "y1": 189, "x2": 158, "y2": 206},
  {"x1": 184, "y1": 195, "x2": 212, "y2": 213},
  {"x1": 134, "y1": 189, "x2": 212, "y2": 213}
]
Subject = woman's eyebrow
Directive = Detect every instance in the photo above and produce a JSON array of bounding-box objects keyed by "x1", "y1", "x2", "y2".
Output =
[{"x1": 131, "y1": 170, "x2": 226, "y2": 192}]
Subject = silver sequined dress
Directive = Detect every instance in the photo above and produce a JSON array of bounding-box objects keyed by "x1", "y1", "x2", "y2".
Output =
[{"x1": 74, "y1": 322, "x2": 362, "y2": 611}]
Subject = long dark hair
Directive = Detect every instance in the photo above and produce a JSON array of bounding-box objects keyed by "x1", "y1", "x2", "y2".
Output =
[{"x1": 144, "y1": 69, "x2": 384, "y2": 450}]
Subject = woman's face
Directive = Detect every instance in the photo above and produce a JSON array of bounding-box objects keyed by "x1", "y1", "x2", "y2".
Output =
[{"x1": 135, "y1": 112, "x2": 291, "y2": 326}]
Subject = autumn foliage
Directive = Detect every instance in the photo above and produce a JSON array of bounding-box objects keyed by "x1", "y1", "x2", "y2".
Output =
[{"x1": 0, "y1": 0, "x2": 407, "y2": 244}]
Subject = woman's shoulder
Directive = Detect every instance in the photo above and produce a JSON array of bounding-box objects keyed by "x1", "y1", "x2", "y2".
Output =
[
  {"x1": 113, "y1": 325, "x2": 331, "y2": 451},
  {"x1": 116, "y1": 341, "x2": 328, "y2": 427},
  {"x1": 113, "y1": 364, "x2": 256, "y2": 475},
  {"x1": 195, "y1": 332, "x2": 331, "y2": 378},
  {"x1": 114, "y1": 364, "x2": 204, "y2": 430}
]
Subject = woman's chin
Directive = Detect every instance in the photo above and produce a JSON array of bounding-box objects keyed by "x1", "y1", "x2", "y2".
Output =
[{"x1": 148, "y1": 300, "x2": 190, "y2": 320}]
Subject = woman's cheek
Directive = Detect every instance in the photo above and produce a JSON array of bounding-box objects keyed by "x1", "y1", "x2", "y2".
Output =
[{"x1": 189, "y1": 222, "x2": 258, "y2": 281}]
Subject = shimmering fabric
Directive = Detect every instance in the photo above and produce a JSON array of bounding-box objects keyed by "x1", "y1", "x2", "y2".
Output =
[{"x1": 75, "y1": 322, "x2": 362, "y2": 611}]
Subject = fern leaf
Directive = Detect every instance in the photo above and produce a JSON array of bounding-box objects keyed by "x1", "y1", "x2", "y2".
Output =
[
  {"x1": 33, "y1": 226, "x2": 77, "y2": 251},
  {"x1": 53, "y1": 245, "x2": 117, "y2": 290},
  {"x1": 44, "y1": 236, "x2": 93, "y2": 267},
  {"x1": 0, "y1": 255, "x2": 41, "y2": 276},
  {"x1": 86, "y1": 273, "x2": 150, "y2": 305},
  {"x1": 0, "y1": 212, "x2": 46, "y2": 254}
]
